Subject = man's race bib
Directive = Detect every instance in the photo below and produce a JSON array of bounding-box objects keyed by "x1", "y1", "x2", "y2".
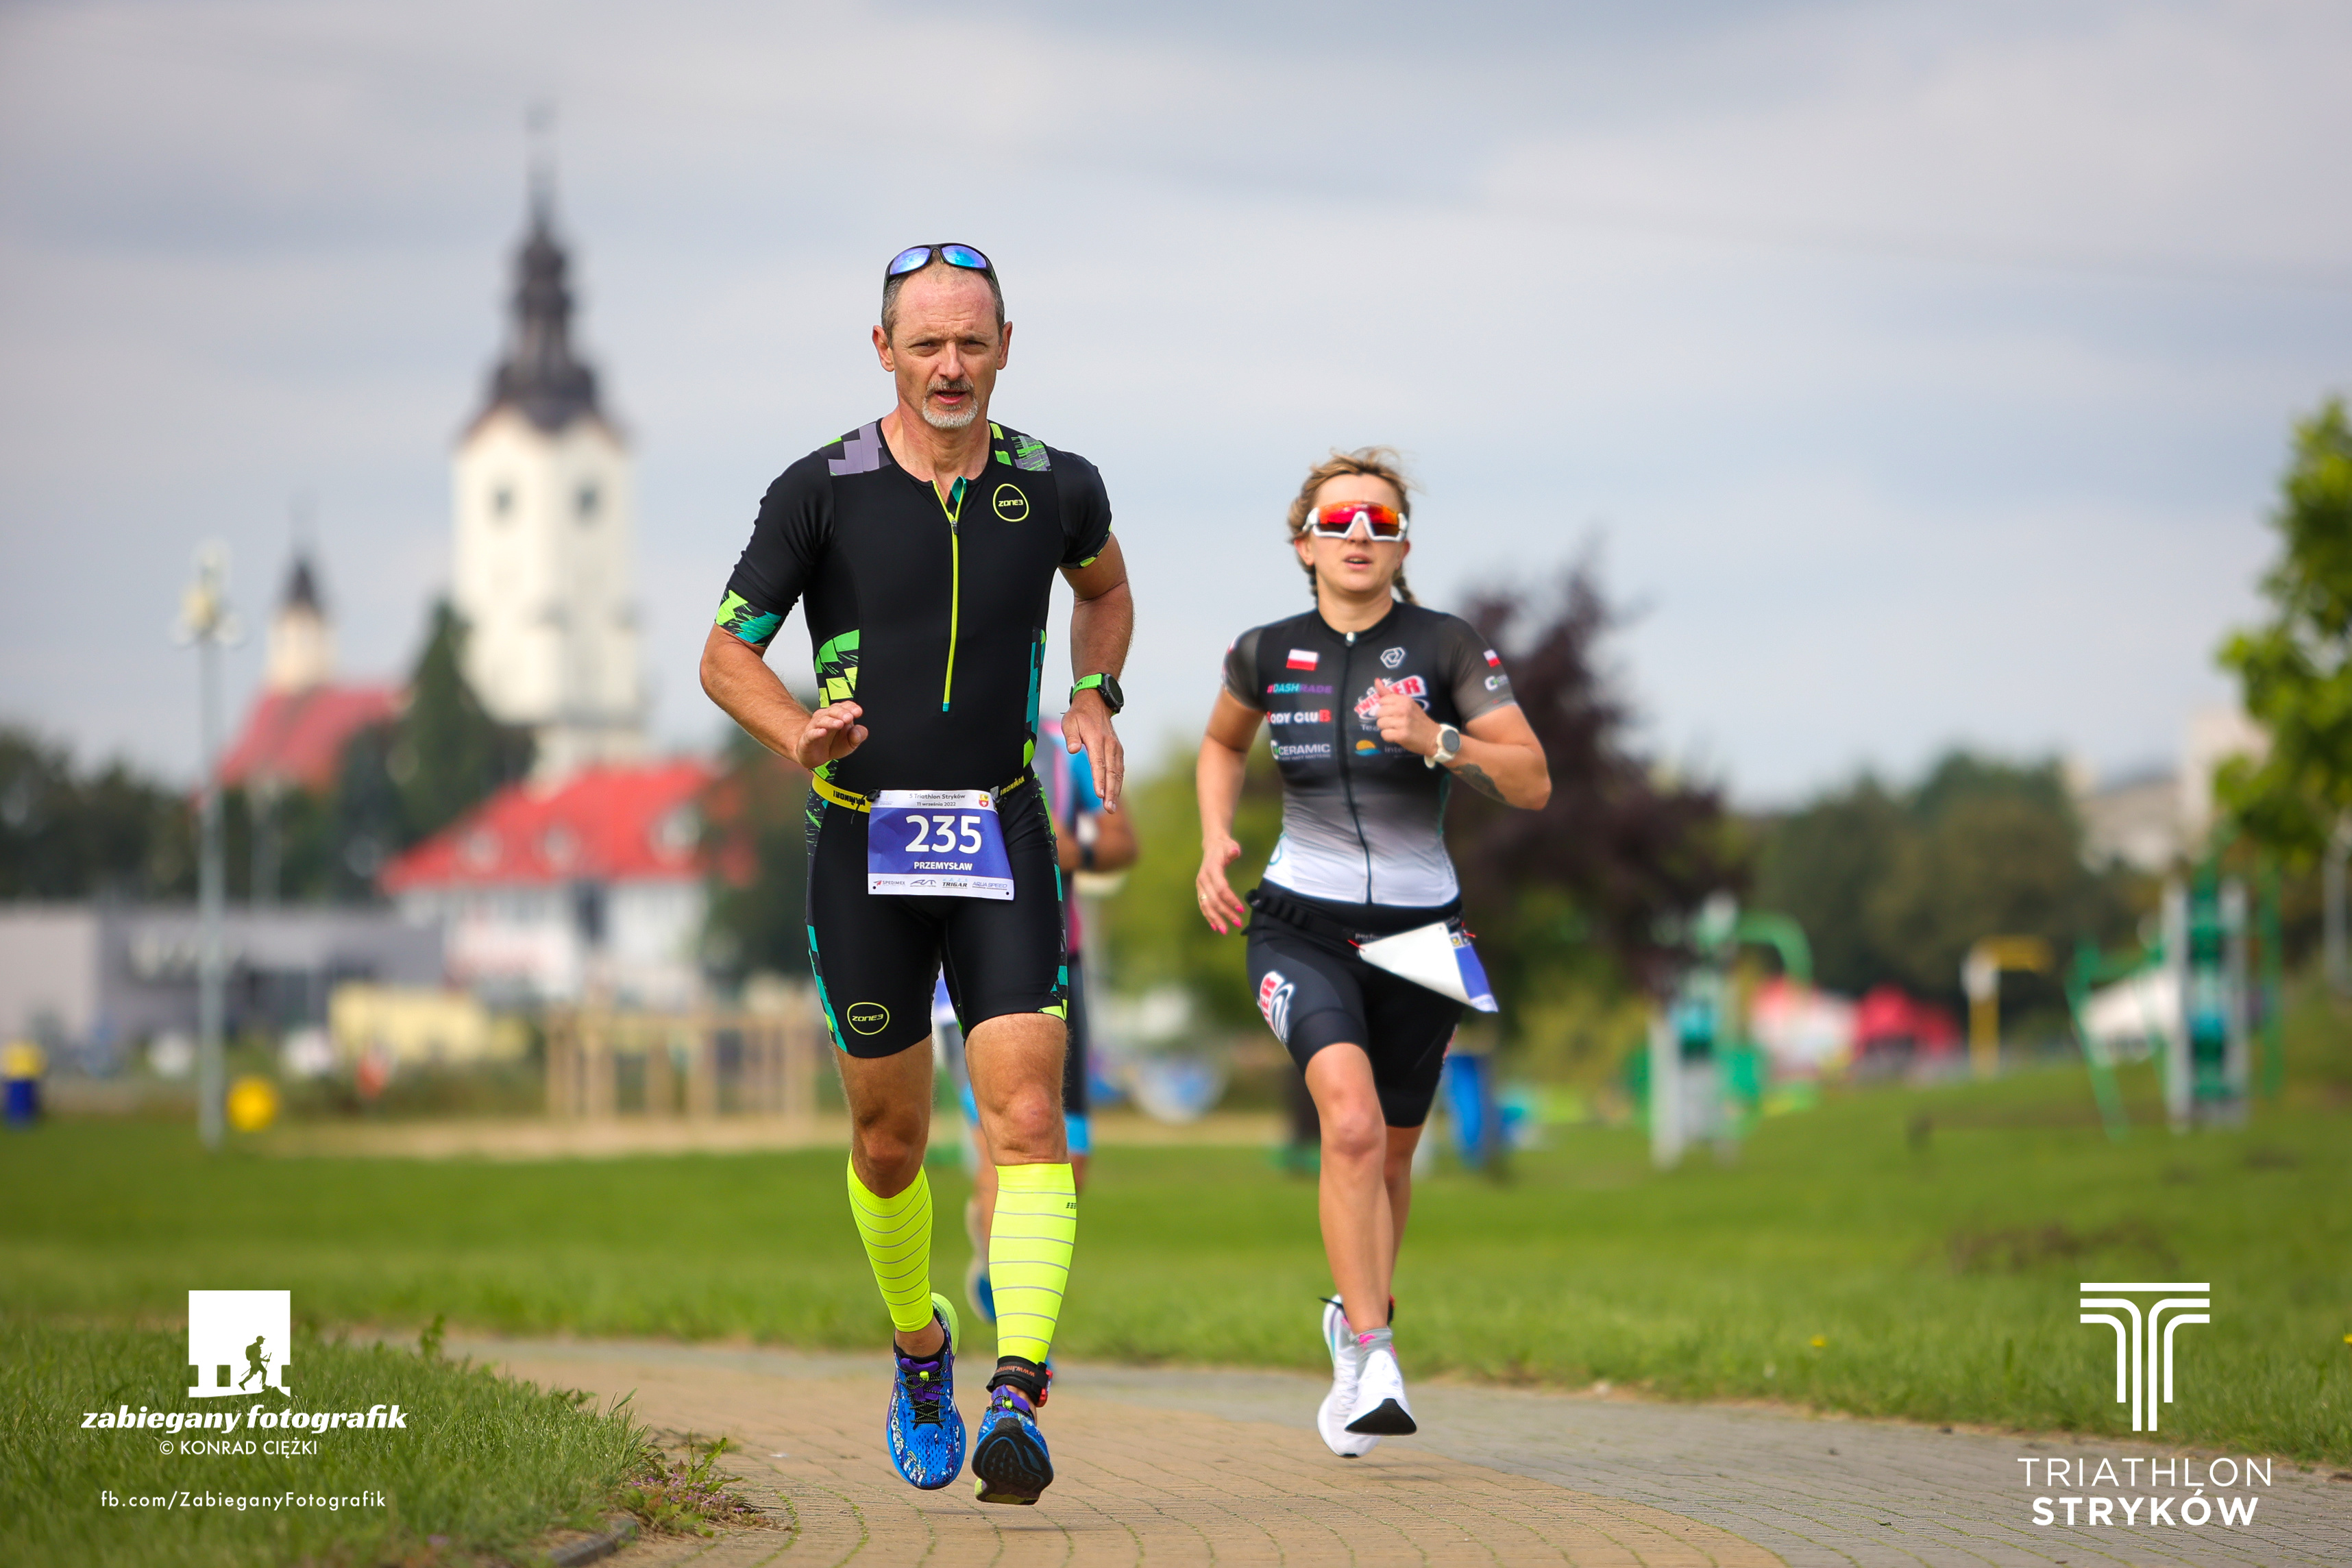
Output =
[{"x1": 867, "y1": 790, "x2": 1014, "y2": 899}]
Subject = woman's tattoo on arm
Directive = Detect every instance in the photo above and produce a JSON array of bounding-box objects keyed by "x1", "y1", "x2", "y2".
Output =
[{"x1": 1449, "y1": 760, "x2": 1506, "y2": 800}]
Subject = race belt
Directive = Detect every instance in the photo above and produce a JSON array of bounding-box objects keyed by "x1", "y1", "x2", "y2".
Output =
[{"x1": 810, "y1": 770, "x2": 1031, "y2": 813}]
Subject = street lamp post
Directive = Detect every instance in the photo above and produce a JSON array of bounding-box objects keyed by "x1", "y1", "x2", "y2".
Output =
[{"x1": 177, "y1": 544, "x2": 241, "y2": 1151}]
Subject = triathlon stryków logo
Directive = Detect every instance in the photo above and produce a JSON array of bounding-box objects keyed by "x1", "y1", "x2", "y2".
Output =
[
  {"x1": 188, "y1": 1290, "x2": 291, "y2": 1399},
  {"x1": 2078, "y1": 1282, "x2": 2208, "y2": 1432}
]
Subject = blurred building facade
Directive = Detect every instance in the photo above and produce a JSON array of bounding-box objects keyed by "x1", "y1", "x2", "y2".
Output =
[
  {"x1": 0, "y1": 903, "x2": 441, "y2": 1070},
  {"x1": 2070, "y1": 705, "x2": 2269, "y2": 874},
  {"x1": 451, "y1": 182, "x2": 645, "y2": 781},
  {"x1": 380, "y1": 759, "x2": 710, "y2": 1009}
]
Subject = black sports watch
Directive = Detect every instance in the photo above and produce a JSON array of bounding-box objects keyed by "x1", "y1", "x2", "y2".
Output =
[{"x1": 1070, "y1": 672, "x2": 1125, "y2": 715}]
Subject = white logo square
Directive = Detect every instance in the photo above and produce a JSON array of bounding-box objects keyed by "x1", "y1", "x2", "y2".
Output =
[{"x1": 187, "y1": 1290, "x2": 291, "y2": 1398}]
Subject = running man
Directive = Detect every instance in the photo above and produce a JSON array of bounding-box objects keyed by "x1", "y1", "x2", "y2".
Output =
[
  {"x1": 700, "y1": 243, "x2": 1133, "y2": 1504},
  {"x1": 1194, "y1": 449, "x2": 1549, "y2": 1456},
  {"x1": 953, "y1": 708, "x2": 1136, "y2": 1323}
]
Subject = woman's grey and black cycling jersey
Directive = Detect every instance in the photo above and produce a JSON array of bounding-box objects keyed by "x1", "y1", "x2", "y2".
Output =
[
  {"x1": 1222, "y1": 603, "x2": 1517, "y2": 907},
  {"x1": 716, "y1": 419, "x2": 1112, "y2": 1058},
  {"x1": 1224, "y1": 602, "x2": 1520, "y2": 1125}
]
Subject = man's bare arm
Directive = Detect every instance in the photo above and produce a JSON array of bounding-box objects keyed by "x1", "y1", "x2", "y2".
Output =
[
  {"x1": 1059, "y1": 535, "x2": 1133, "y2": 807},
  {"x1": 699, "y1": 624, "x2": 868, "y2": 772}
]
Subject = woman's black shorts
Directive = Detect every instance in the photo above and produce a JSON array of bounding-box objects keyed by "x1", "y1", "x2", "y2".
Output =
[
  {"x1": 806, "y1": 779, "x2": 1067, "y2": 1059},
  {"x1": 1244, "y1": 885, "x2": 1463, "y2": 1128}
]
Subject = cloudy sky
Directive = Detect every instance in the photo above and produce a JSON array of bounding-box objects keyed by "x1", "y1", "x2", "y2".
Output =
[{"x1": 3, "y1": 0, "x2": 2347, "y2": 802}]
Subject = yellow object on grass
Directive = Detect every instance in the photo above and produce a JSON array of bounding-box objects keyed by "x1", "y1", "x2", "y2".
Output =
[{"x1": 226, "y1": 1076, "x2": 280, "y2": 1133}]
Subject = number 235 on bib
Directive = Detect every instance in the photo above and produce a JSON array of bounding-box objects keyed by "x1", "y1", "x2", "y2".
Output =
[{"x1": 866, "y1": 789, "x2": 1015, "y2": 900}]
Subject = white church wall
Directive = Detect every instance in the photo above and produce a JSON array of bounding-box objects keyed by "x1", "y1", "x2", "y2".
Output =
[{"x1": 452, "y1": 408, "x2": 643, "y2": 777}]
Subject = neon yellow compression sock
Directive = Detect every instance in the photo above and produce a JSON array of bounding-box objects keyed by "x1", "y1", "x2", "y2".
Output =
[
  {"x1": 990, "y1": 1161, "x2": 1077, "y2": 1364},
  {"x1": 846, "y1": 1162, "x2": 936, "y2": 1334}
]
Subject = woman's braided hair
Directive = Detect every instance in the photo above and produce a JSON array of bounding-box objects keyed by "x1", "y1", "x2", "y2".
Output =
[{"x1": 1285, "y1": 448, "x2": 1418, "y2": 604}]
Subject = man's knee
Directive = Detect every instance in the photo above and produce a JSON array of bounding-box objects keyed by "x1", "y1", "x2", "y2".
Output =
[
  {"x1": 850, "y1": 1110, "x2": 927, "y2": 1188},
  {"x1": 989, "y1": 1078, "x2": 1063, "y2": 1155}
]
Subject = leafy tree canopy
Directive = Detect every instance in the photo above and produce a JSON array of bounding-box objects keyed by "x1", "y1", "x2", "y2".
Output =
[
  {"x1": 0, "y1": 728, "x2": 195, "y2": 900},
  {"x1": 1752, "y1": 751, "x2": 2143, "y2": 1003},
  {"x1": 2216, "y1": 395, "x2": 2352, "y2": 863},
  {"x1": 1449, "y1": 563, "x2": 1739, "y2": 1005}
]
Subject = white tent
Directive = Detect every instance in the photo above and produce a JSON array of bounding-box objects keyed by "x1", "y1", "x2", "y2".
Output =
[{"x1": 2081, "y1": 967, "x2": 2175, "y2": 1062}]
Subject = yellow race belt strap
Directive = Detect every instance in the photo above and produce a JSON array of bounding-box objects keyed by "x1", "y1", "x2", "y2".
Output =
[{"x1": 810, "y1": 771, "x2": 1033, "y2": 814}]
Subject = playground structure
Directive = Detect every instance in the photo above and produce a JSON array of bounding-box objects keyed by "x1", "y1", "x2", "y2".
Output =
[
  {"x1": 2061, "y1": 861, "x2": 2285, "y2": 1138},
  {"x1": 1647, "y1": 896, "x2": 1814, "y2": 1169},
  {"x1": 1961, "y1": 936, "x2": 2051, "y2": 1080}
]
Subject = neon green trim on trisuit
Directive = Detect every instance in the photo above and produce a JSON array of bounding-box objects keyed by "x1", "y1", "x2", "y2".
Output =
[{"x1": 935, "y1": 476, "x2": 967, "y2": 713}]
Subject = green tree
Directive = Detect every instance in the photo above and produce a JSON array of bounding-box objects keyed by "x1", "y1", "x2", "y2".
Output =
[
  {"x1": 392, "y1": 602, "x2": 535, "y2": 844},
  {"x1": 700, "y1": 731, "x2": 812, "y2": 985},
  {"x1": 2216, "y1": 395, "x2": 2352, "y2": 862},
  {"x1": 1752, "y1": 779, "x2": 1908, "y2": 995},
  {"x1": 0, "y1": 728, "x2": 195, "y2": 899},
  {"x1": 1449, "y1": 564, "x2": 1739, "y2": 1017},
  {"x1": 1752, "y1": 751, "x2": 2142, "y2": 1009}
]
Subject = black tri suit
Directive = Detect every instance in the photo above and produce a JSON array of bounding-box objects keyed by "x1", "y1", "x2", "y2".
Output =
[
  {"x1": 716, "y1": 420, "x2": 1113, "y2": 1057},
  {"x1": 1222, "y1": 602, "x2": 1520, "y2": 1126}
]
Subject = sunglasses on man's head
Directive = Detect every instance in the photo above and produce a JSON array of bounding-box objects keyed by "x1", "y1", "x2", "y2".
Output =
[
  {"x1": 885, "y1": 243, "x2": 995, "y2": 282},
  {"x1": 1303, "y1": 502, "x2": 1408, "y2": 541}
]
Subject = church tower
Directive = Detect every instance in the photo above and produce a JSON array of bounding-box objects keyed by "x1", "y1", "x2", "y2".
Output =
[
  {"x1": 264, "y1": 551, "x2": 335, "y2": 693},
  {"x1": 451, "y1": 174, "x2": 644, "y2": 780}
]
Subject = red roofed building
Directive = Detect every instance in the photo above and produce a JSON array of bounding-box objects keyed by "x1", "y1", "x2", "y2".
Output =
[
  {"x1": 380, "y1": 759, "x2": 713, "y2": 1007},
  {"x1": 217, "y1": 552, "x2": 400, "y2": 794},
  {"x1": 218, "y1": 685, "x2": 400, "y2": 794}
]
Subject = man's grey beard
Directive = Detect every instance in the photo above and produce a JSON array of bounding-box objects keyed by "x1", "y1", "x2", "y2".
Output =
[{"x1": 921, "y1": 387, "x2": 978, "y2": 430}]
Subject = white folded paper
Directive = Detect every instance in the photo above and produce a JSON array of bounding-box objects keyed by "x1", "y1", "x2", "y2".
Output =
[{"x1": 1356, "y1": 921, "x2": 1498, "y2": 1012}]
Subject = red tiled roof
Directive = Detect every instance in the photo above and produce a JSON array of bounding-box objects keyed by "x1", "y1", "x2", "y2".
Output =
[
  {"x1": 217, "y1": 685, "x2": 402, "y2": 793},
  {"x1": 380, "y1": 759, "x2": 713, "y2": 892}
]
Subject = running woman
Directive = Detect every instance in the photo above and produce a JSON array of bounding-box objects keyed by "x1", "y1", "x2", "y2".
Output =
[
  {"x1": 701, "y1": 244, "x2": 1133, "y2": 1504},
  {"x1": 955, "y1": 709, "x2": 1136, "y2": 1323},
  {"x1": 1194, "y1": 449, "x2": 1549, "y2": 1456}
]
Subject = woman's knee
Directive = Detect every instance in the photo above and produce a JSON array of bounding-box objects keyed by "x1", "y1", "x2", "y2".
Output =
[{"x1": 1321, "y1": 1101, "x2": 1386, "y2": 1164}]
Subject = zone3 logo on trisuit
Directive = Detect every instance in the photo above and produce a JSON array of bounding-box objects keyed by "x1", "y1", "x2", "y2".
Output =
[{"x1": 992, "y1": 483, "x2": 1029, "y2": 521}]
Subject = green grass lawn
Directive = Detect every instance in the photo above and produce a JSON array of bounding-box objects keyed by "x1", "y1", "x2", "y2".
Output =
[
  {"x1": 5, "y1": 1055, "x2": 2348, "y2": 1467},
  {"x1": 0, "y1": 1317, "x2": 645, "y2": 1567}
]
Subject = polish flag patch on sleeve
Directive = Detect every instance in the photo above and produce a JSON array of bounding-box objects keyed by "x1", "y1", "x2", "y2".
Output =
[
  {"x1": 1286, "y1": 649, "x2": 1319, "y2": 670},
  {"x1": 1484, "y1": 648, "x2": 1502, "y2": 667}
]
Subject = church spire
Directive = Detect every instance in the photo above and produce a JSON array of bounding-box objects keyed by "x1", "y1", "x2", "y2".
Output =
[{"x1": 476, "y1": 119, "x2": 601, "y2": 434}]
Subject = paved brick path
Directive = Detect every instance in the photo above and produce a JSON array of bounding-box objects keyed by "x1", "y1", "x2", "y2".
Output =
[{"x1": 469, "y1": 1339, "x2": 2349, "y2": 1567}]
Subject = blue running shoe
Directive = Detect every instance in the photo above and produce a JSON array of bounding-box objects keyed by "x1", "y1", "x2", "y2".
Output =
[
  {"x1": 970, "y1": 1385, "x2": 1053, "y2": 1504},
  {"x1": 885, "y1": 1293, "x2": 966, "y2": 1490}
]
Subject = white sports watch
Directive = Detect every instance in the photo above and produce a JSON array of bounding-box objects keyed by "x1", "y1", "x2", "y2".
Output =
[{"x1": 1425, "y1": 723, "x2": 1462, "y2": 769}]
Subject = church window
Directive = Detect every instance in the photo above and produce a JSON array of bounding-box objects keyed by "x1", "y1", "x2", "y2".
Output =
[
  {"x1": 491, "y1": 485, "x2": 514, "y2": 522},
  {"x1": 576, "y1": 482, "x2": 600, "y2": 524}
]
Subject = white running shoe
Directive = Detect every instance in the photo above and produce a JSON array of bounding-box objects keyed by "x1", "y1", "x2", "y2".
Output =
[
  {"x1": 1314, "y1": 1299, "x2": 1380, "y2": 1458},
  {"x1": 1345, "y1": 1332, "x2": 1417, "y2": 1436}
]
